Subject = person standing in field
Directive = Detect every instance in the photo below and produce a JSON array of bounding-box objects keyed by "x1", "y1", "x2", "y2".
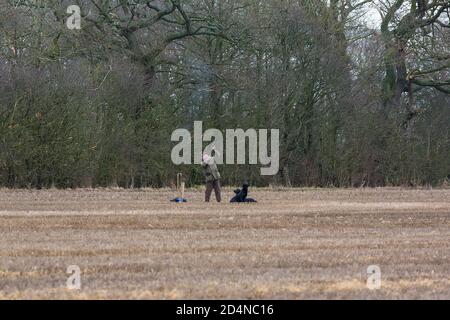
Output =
[{"x1": 202, "y1": 147, "x2": 221, "y2": 202}]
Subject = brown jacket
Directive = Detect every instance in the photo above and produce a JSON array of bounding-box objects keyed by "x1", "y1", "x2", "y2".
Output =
[{"x1": 202, "y1": 158, "x2": 221, "y2": 182}]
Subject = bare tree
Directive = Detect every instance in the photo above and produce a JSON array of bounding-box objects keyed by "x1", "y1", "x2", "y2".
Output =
[{"x1": 377, "y1": 0, "x2": 450, "y2": 115}]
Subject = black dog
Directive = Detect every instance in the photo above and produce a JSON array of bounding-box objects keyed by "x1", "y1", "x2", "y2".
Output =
[{"x1": 230, "y1": 184, "x2": 257, "y2": 203}]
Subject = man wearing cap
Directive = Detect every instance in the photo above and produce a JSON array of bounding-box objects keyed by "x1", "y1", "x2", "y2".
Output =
[{"x1": 202, "y1": 147, "x2": 222, "y2": 203}]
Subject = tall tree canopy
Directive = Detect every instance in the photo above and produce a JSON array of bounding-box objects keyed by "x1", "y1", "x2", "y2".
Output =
[{"x1": 1, "y1": 0, "x2": 449, "y2": 188}]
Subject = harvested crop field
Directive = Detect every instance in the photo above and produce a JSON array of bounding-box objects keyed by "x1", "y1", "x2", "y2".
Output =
[{"x1": 0, "y1": 188, "x2": 449, "y2": 300}]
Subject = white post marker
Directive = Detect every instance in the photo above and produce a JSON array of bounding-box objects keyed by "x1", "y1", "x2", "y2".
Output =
[{"x1": 181, "y1": 181, "x2": 185, "y2": 200}]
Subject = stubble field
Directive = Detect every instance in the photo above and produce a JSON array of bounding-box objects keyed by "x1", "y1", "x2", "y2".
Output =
[{"x1": 0, "y1": 188, "x2": 449, "y2": 300}]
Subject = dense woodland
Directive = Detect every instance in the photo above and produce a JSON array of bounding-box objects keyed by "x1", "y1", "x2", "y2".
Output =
[{"x1": 0, "y1": 0, "x2": 449, "y2": 188}]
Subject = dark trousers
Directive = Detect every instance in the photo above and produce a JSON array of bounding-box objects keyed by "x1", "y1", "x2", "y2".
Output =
[{"x1": 205, "y1": 180, "x2": 221, "y2": 202}]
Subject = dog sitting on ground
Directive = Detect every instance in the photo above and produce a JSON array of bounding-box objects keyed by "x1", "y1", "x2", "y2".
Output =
[{"x1": 230, "y1": 183, "x2": 257, "y2": 203}]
